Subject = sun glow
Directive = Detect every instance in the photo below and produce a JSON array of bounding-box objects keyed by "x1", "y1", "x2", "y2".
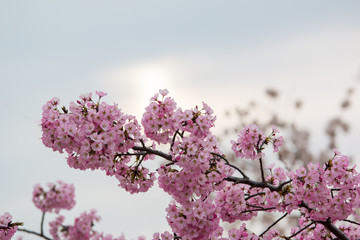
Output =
[
  {"x1": 102, "y1": 60, "x2": 175, "y2": 119},
  {"x1": 134, "y1": 64, "x2": 169, "y2": 98}
]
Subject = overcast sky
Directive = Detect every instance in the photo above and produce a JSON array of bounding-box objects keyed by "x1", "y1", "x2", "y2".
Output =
[{"x1": 1, "y1": 1, "x2": 360, "y2": 239}]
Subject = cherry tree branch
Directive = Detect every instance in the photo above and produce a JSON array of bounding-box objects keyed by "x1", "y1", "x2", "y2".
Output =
[
  {"x1": 225, "y1": 176, "x2": 291, "y2": 192},
  {"x1": 299, "y1": 202, "x2": 350, "y2": 240},
  {"x1": 319, "y1": 219, "x2": 350, "y2": 240},
  {"x1": 122, "y1": 142, "x2": 350, "y2": 240},
  {"x1": 18, "y1": 228, "x2": 52, "y2": 240},
  {"x1": 131, "y1": 146, "x2": 173, "y2": 161}
]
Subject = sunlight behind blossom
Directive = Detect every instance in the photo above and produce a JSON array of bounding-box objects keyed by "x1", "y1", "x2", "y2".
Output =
[{"x1": 101, "y1": 60, "x2": 176, "y2": 120}]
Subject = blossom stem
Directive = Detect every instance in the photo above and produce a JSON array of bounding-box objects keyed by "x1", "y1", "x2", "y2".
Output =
[{"x1": 40, "y1": 212, "x2": 45, "y2": 236}]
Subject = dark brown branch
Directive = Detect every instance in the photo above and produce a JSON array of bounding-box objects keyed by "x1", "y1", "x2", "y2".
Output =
[
  {"x1": 245, "y1": 192, "x2": 265, "y2": 200},
  {"x1": 319, "y1": 219, "x2": 350, "y2": 240},
  {"x1": 241, "y1": 206, "x2": 277, "y2": 213},
  {"x1": 18, "y1": 228, "x2": 52, "y2": 240},
  {"x1": 259, "y1": 156, "x2": 266, "y2": 182},
  {"x1": 246, "y1": 203, "x2": 267, "y2": 209},
  {"x1": 225, "y1": 176, "x2": 291, "y2": 192},
  {"x1": 278, "y1": 179, "x2": 292, "y2": 190},
  {"x1": 116, "y1": 152, "x2": 148, "y2": 157},
  {"x1": 132, "y1": 146, "x2": 173, "y2": 161},
  {"x1": 299, "y1": 202, "x2": 350, "y2": 240}
]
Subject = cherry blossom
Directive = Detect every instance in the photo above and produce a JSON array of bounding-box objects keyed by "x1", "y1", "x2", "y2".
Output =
[
  {"x1": 10, "y1": 89, "x2": 358, "y2": 240},
  {"x1": 0, "y1": 212, "x2": 19, "y2": 240},
  {"x1": 32, "y1": 181, "x2": 76, "y2": 213}
]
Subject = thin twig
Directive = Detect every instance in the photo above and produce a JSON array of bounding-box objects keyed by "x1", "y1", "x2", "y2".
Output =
[
  {"x1": 116, "y1": 152, "x2": 147, "y2": 157},
  {"x1": 342, "y1": 219, "x2": 360, "y2": 226},
  {"x1": 285, "y1": 222, "x2": 314, "y2": 239},
  {"x1": 40, "y1": 212, "x2": 45, "y2": 235},
  {"x1": 259, "y1": 213, "x2": 288, "y2": 237},
  {"x1": 241, "y1": 206, "x2": 277, "y2": 213},
  {"x1": 170, "y1": 130, "x2": 184, "y2": 151},
  {"x1": 259, "y1": 156, "x2": 266, "y2": 182},
  {"x1": 245, "y1": 192, "x2": 265, "y2": 200}
]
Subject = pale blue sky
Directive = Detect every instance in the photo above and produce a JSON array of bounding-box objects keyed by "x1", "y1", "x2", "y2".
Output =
[{"x1": 1, "y1": 1, "x2": 360, "y2": 239}]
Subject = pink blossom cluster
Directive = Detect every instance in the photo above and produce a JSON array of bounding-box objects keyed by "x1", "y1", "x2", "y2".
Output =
[
  {"x1": 49, "y1": 210, "x2": 140, "y2": 240},
  {"x1": 231, "y1": 124, "x2": 283, "y2": 160},
  {"x1": 269, "y1": 126, "x2": 284, "y2": 153},
  {"x1": 0, "y1": 212, "x2": 18, "y2": 240},
  {"x1": 165, "y1": 199, "x2": 222, "y2": 240},
  {"x1": 215, "y1": 182, "x2": 284, "y2": 223},
  {"x1": 142, "y1": 90, "x2": 217, "y2": 145},
  {"x1": 215, "y1": 183, "x2": 247, "y2": 222},
  {"x1": 285, "y1": 151, "x2": 360, "y2": 222},
  {"x1": 64, "y1": 209, "x2": 100, "y2": 240},
  {"x1": 227, "y1": 223, "x2": 260, "y2": 240},
  {"x1": 152, "y1": 231, "x2": 173, "y2": 240},
  {"x1": 32, "y1": 180, "x2": 76, "y2": 213},
  {"x1": 115, "y1": 164, "x2": 156, "y2": 194},
  {"x1": 144, "y1": 91, "x2": 233, "y2": 204},
  {"x1": 175, "y1": 102, "x2": 216, "y2": 138},
  {"x1": 141, "y1": 89, "x2": 178, "y2": 144},
  {"x1": 231, "y1": 124, "x2": 264, "y2": 160},
  {"x1": 35, "y1": 90, "x2": 360, "y2": 239},
  {"x1": 49, "y1": 215, "x2": 65, "y2": 240},
  {"x1": 227, "y1": 224, "x2": 280, "y2": 240},
  {"x1": 49, "y1": 210, "x2": 100, "y2": 240},
  {"x1": 41, "y1": 92, "x2": 155, "y2": 193},
  {"x1": 158, "y1": 134, "x2": 233, "y2": 205}
]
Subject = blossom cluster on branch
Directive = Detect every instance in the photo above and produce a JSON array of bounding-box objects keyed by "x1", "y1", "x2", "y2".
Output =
[
  {"x1": 0, "y1": 212, "x2": 21, "y2": 240},
  {"x1": 5, "y1": 89, "x2": 360, "y2": 240},
  {"x1": 33, "y1": 181, "x2": 76, "y2": 213}
]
